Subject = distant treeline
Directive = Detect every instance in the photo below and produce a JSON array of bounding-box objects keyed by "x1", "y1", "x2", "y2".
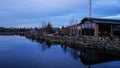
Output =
[{"x1": 0, "y1": 22, "x2": 55, "y2": 34}]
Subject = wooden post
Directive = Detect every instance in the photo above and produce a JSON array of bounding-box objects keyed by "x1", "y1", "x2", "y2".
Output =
[
  {"x1": 94, "y1": 23, "x2": 99, "y2": 37},
  {"x1": 80, "y1": 25, "x2": 82, "y2": 37},
  {"x1": 83, "y1": 22, "x2": 85, "y2": 35},
  {"x1": 111, "y1": 25, "x2": 113, "y2": 36}
]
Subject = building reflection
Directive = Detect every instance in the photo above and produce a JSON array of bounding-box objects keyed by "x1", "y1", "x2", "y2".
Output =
[
  {"x1": 62, "y1": 47, "x2": 120, "y2": 68},
  {"x1": 25, "y1": 37, "x2": 120, "y2": 68},
  {"x1": 80, "y1": 49, "x2": 120, "y2": 65}
]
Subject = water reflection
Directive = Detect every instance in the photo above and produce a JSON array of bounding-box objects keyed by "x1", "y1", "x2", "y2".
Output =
[
  {"x1": 25, "y1": 36, "x2": 81, "y2": 60},
  {"x1": 41, "y1": 42, "x2": 52, "y2": 51},
  {"x1": 1, "y1": 36, "x2": 83, "y2": 68},
  {"x1": 80, "y1": 49, "x2": 120, "y2": 65},
  {"x1": 25, "y1": 36, "x2": 120, "y2": 68},
  {"x1": 0, "y1": 35, "x2": 120, "y2": 68},
  {"x1": 61, "y1": 45, "x2": 80, "y2": 60}
]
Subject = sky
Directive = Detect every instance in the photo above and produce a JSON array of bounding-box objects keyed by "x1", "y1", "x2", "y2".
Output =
[{"x1": 0, "y1": 0, "x2": 120, "y2": 28}]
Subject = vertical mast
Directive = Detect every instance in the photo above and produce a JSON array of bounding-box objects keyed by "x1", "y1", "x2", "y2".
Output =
[
  {"x1": 89, "y1": 0, "x2": 91, "y2": 19},
  {"x1": 89, "y1": 0, "x2": 92, "y2": 36}
]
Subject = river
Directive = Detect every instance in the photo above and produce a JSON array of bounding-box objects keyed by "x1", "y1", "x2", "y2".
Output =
[{"x1": 0, "y1": 35, "x2": 120, "y2": 68}]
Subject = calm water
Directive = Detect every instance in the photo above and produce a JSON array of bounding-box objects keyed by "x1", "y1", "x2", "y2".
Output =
[{"x1": 0, "y1": 35, "x2": 120, "y2": 68}]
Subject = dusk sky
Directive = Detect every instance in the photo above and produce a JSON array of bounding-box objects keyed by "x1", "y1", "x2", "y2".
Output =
[{"x1": 0, "y1": 0, "x2": 120, "y2": 28}]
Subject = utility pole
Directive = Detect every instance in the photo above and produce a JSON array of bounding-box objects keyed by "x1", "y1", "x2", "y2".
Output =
[
  {"x1": 88, "y1": 0, "x2": 92, "y2": 43},
  {"x1": 88, "y1": 0, "x2": 91, "y2": 18},
  {"x1": 88, "y1": 0, "x2": 92, "y2": 36}
]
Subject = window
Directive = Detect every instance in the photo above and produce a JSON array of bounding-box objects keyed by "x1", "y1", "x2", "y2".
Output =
[{"x1": 82, "y1": 21, "x2": 94, "y2": 29}]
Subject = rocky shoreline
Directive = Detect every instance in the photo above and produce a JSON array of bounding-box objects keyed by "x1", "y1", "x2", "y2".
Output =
[
  {"x1": 0, "y1": 32, "x2": 120, "y2": 51},
  {"x1": 20, "y1": 32, "x2": 120, "y2": 51}
]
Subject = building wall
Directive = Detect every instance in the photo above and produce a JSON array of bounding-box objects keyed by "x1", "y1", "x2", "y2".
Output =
[
  {"x1": 80, "y1": 17, "x2": 120, "y2": 36},
  {"x1": 60, "y1": 28, "x2": 70, "y2": 35}
]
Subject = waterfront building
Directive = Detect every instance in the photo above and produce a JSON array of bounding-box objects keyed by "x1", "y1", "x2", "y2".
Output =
[{"x1": 79, "y1": 17, "x2": 120, "y2": 36}]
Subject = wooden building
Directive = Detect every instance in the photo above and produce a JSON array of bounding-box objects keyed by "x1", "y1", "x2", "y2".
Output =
[
  {"x1": 59, "y1": 26, "x2": 70, "y2": 36},
  {"x1": 80, "y1": 17, "x2": 120, "y2": 36}
]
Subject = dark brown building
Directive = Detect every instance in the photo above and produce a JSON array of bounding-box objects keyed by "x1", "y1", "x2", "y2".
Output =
[
  {"x1": 80, "y1": 17, "x2": 120, "y2": 36},
  {"x1": 59, "y1": 27, "x2": 70, "y2": 35}
]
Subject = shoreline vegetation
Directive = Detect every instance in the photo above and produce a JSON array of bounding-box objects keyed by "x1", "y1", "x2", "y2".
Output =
[{"x1": 0, "y1": 31, "x2": 120, "y2": 51}]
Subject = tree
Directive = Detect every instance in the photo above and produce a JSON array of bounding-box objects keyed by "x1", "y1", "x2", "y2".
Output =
[
  {"x1": 61, "y1": 26, "x2": 64, "y2": 29},
  {"x1": 34, "y1": 27, "x2": 38, "y2": 31},
  {"x1": 69, "y1": 17, "x2": 78, "y2": 35},
  {"x1": 41, "y1": 21, "x2": 47, "y2": 29},
  {"x1": 41, "y1": 21, "x2": 47, "y2": 34},
  {"x1": 45, "y1": 22, "x2": 54, "y2": 34}
]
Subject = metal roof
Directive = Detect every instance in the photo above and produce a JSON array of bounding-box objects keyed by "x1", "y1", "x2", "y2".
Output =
[{"x1": 81, "y1": 17, "x2": 120, "y2": 25}]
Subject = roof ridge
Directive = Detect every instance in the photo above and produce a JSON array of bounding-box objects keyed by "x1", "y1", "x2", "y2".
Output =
[{"x1": 85, "y1": 17, "x2": 120, "y2": 22}]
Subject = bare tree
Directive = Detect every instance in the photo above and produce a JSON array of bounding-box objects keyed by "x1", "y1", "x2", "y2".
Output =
[
  {"x1": 41, "y1": 21, "x2": 47, "y2": 29},
  {"x1": 69, "y1": 17, "x2": 78, "y2": 35},
  {"x1": 41, "y1": 21, "x2": 47, "y2": 34}
]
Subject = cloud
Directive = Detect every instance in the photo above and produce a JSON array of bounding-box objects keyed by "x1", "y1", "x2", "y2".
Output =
[
  {"x1": 0, "y1": 0, "x2": 88, "y2": 27},
  {"x1": 93, "y1": 0, "x2": 120, "y2": 7},
  {"x1": 0, "y1": 0, "x2": 120, "y2": 28},
  {"x1": 91, "y1": 0, "x2": 120, "y2": 17},
  {"x1": 15, "y1": 23, "x2": 42, "y2": 28},
  {"x1": 0, "y1": 0, "x2": 86, "y2": 13},
  {"x1": 100, "y1": 14, "x2": 120, "y2": 19},
  {"x1": 13, "y1": 13, "x2": 86, "y2": 28}
]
